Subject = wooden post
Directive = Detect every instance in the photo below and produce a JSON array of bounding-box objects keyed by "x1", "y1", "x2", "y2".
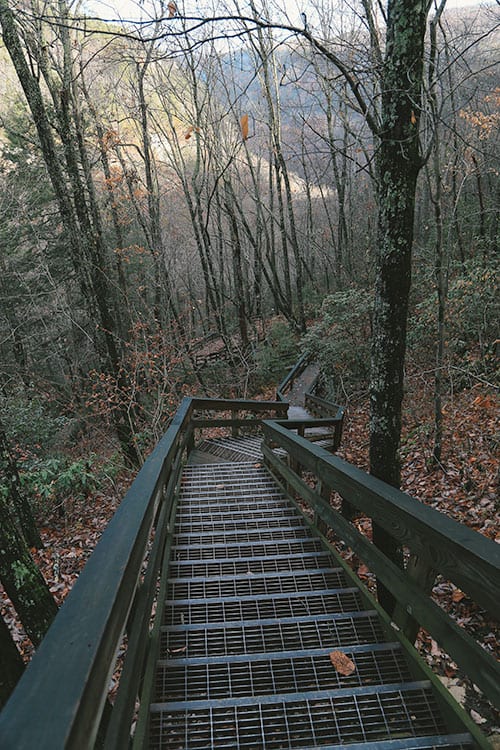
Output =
[
  {"x1": 393, "y1": 554, "x2": 437, "y2": 643},
  {"x1": 372, "y1": 523, "x2": 403, "y2": 615},
  {"x1": 232, "y1": 411, "x2": 239, "y2": 438},
  {"x1": 186, "y1": 428, "x2": 195, "y2": 456},
  {"x1": 314, "y1": 480, "x2": 330, "y2": 537}
]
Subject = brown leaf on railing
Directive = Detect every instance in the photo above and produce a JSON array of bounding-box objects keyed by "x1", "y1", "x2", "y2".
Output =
[{"x1": 329, "y1": 651, "x2": 356, "y2": 675}]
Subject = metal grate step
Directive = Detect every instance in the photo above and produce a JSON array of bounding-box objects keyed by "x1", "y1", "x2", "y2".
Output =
[
  {"x1": 173, "y1": 525, "x2": 317, "y2": 546},
  {"x1": 171, "y1": 538, "x2": 325, "y2": 560},
  {"x1": 182, "y1": 461, "x2": 267, "y2": 475},
  {"x1": 149, "y1": 685, "x2": 468, "y2": 749},
  {"x1": 180, "y1": 470, "x2": 275, "y2": 485},
  {"x1": 174, "y1": 515, "x2": 308, "y2": 535},
  {"x1": 194, "y1": 436, "x2": 263, "y2": 462},
  {"x1": 175, "y1": 516, "x2": 307, "y2": 544},
  {"x1": 174, "y1": 506, "x2": 301, "y2": 524},
  {"x1": 147, "y1": 440, "x2": 475, "y2": 749},
  {"x1": 165, "y1": 589, "x2": 363, "y2": 625},
  {"x1": 168, "y1": 551, "x2": 336, "y2": 578},
  {"x1": 154, "y1": 643, "x2": 412, "y2": 702},
  {"x1": 160, "y1": 611, "x2": 387, "y2": 658},
  {"x1": 175, "y1": 499, "x2": 291, "y2": 515},
  {"x1": 167, "y1": 568, "x2": 348, "y2": 600}
]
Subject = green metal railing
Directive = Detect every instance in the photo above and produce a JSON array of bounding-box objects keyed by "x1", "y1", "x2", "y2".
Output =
[
  {"x1": 276, "y1": 352, "x2": 310, "y2": 402},
  {"x1": 0, "y1": 398, "x2": 287, "y2": 750},
  {"x1": 261, "y1": 420, "x2": 500, "y2": 719},
  {"x1": 276, "y1": 354, "x2": 345, "y2": 449},
  {"x1": 1, "y1": 390, "x2": 498, "y2": 749}
]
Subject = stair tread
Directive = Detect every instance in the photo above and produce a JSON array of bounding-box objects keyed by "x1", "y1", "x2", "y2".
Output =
[{"x1": 148, "y1": 439, "x2": 473, "y2": 749}]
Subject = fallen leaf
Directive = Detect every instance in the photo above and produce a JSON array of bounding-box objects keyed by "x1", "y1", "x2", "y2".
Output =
[
  {"x1": 451, "y1": 588, "x2": 466, "y2": 603},
  {"x1": 430, "y1": 639, "x2": 441, "y2": 656},
  {"x1": 329, "y1": 651, "x2": 356, "y2": 676},
  {"x1": 168, "y1": 645, "x2": 187, "y2": 655},
  {"x1": 470, "y1": 709, "x2": 487, "y2": 725},
  {"x1": 357, "y1": 564, "x2": 370, "y2": 579}
]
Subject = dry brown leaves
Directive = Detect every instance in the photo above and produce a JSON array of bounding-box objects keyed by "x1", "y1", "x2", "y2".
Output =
[{"x1": 329, "y1": 651, "x2": 356, "y2": 676}]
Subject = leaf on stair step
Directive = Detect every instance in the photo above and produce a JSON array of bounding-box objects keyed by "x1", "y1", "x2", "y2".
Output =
[
  {"x1": 216, "y1": 484, "x2": 225, "y2": 490},
  {"x1": 329, "y1": 651, "x2": 356, "y2": 676}
]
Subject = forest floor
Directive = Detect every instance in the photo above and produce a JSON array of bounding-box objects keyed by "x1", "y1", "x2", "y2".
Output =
[{"x1": 1, "y1": 374, "x2": 498, "y2": 739}]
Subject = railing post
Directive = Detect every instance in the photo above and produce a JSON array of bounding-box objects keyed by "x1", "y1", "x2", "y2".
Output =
[
  {"x1": 393, "y1": 554, "x2": 437, "y2": 643},
  {"x1": 186, "y1": 427, "x2": 195, "y2": 456},
  {"x1": 372, "y1": 523, "x2": 404, "y2": 615},
  {"x1": 314, "y1": 480, "x2": 329, "y2": 537},
  {"x1": 232, "y1": 410, "x2": 239, "y2": 438}
]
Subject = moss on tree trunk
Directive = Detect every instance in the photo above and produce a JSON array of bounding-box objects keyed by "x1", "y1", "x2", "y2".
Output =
[
  {"x1": 0, "y1": 496, "x2": 57, "y2": 647},
  {"x1": 369, "y1": 0, "x2": 428, "y2": 613},
  {"x1": 0, "y1": 614, "x2": 24, "y2": 708}
]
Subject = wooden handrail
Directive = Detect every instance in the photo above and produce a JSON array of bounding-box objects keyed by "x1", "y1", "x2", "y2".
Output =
[
  {"x1": 276, "y1": 352, "x2": 309, "y2": 401},
  {"x1": 276, "y1": 355, "x2": 345, "y2": 449},
  {"x1": 261, "y1": 420, "x2": 500, "y2": 709},
  {"x1": 0, "y1": 397, "x2": 287, "y2": 750},
  {"x1": 4, "y1": 389, "x2": 496, "y2": 748}
]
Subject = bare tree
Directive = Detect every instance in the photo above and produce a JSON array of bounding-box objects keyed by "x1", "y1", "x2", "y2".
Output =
[{"x1": 0, "y1": 0, "x2": 140, "y2": 465}]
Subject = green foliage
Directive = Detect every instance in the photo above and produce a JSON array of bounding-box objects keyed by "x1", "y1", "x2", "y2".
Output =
[
  {"x1": 255, "y1": 319, "x2": 299, "y2": 385},
  {"x1": 17, "y1": 451, "x2": 125, "y2": 518},
  {"x1": 409, "y1": 259, "x2": 499, "y2": 376},
  {"x1": 0, "y1": 391, "x2": 68, "y2": 454},
  {"x1": 301, "y1": 289, "x2": 373, "y2": 399},
  {"x1": 20, "y1": 455, "x2": 98, "y2": 512},
  {"x1": 0, "y1": 388, "x2": 126, "y2": 516}
]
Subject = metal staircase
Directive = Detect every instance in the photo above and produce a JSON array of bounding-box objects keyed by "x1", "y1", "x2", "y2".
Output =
[
  {"x1": 1, "y1": 397, "x2": 496, "y2": 750},
  {"x1": 147, "y1": 437, "x2": 476, "y2": 749}
]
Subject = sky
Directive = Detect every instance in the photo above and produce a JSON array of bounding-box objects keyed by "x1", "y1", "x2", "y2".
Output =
[{"x1": 83, "y1": 0, "x2": 495, "y2": 23}]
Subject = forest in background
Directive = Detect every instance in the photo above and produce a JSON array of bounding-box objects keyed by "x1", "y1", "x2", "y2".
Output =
[
  {"x1": 0, "y1": 0, "x2": 498, "y2": 719},
  {"x1": 0, "y1": 0, "x2": 497, "y2": 460}
]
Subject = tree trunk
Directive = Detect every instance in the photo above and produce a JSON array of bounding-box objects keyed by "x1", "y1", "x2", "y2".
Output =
[
  {"x1": 0, "y1": 495, "x2": 57, "y2": 647},
  {"x1": 428, "y1": 1, "x2": 447, "y2": 465},
  {"x1": 0, "y1": 1, "x2": 141, "y2": 468},
  {"x1": 0, "y1": 614, "x2": 24, "y2": 708},
  {"x1": 0, "y1": 418, "x2": 42, "y2": 549},
  {"x1": 369, "y1": 0, "x2": 429, "y2": 613},
  {"x1": 224, "y1": 181, "x2": 250, "y2": 349}
]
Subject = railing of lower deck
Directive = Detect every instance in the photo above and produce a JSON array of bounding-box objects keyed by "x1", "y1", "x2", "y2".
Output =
[
  {"x1": 261, "y1": 420, "x2": 500, "y2": 718},
  {"x1": 276, "y1": 351, "x2": 310, "y2": 402},
  {"x1": 0, "y1": 397, "x2": 287, "y2": 750},
  {"x1": 276, "y1": 354, "x2": 345, "y2": 449}
]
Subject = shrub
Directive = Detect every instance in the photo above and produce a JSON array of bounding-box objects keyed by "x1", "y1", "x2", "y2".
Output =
[
  {"x1": 20, "y1": 455, "x2": 98, "y2": 515},
  {"x1": 408, "y1": 259, "x2": 499, "y2": 378},
  {"x1": 301, "y1": 289, "x2": 373, "y2": 400},
  {"x1": 0, "y1": 391, "x2": 69, "y2": 454},
  {"x1": 255, "y1": 319, "x2": 300, "y2": 385}
]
